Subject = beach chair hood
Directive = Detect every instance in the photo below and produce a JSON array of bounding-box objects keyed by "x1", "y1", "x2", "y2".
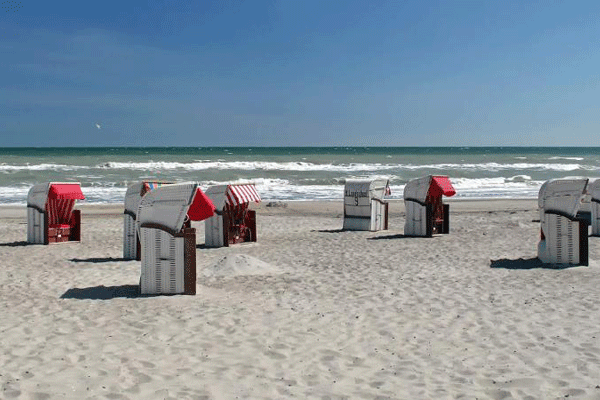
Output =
[
  {"x1": 137, "y1": 183, "x2": 215, "y2": 234},
  {"x1": 204, "y1": 184, "x2": 261, "y2": 212},
  {"x1": 404, "y1": 175, "x2": 455, "y2": 203},
  {"x1": 538, "y1": 178, "x2": 588, "y2": 219},
  {"x1": 344, "y1": 179, "x2": 390, "y2": 205},
  {"x1": 27, "y1": 182, "x2": 85, "y2": 211},
  {"x1": 124, "y1": 181, "x2": 172, "y2": 218}
]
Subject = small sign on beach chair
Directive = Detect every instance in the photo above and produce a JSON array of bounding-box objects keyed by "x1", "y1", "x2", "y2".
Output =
[
  {"x1": 404, "y1": 175, "x2": 455, "y2": 237},
  {"x1": 537, "y1": 178, "x2": 589, "y2": 266},
  {"x1": 27, "y1": 182, "x2": 85, "y2": 244}
]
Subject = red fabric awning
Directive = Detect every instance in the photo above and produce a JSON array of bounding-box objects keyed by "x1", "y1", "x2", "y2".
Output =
[
  {"x1": 429, "y1": 176, "x2": 456, "y2": 198},
  {"x1": 48, "y1": 184, "x2": 85, "y2": 200},
  {"x1": 187, "y1": 188, "x2": 216, "y2": 221},
  {"x1": 226, "y1": 185, "x2": 261, "y2": 207}
]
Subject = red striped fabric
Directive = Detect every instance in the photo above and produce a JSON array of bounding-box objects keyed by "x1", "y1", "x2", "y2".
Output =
[
  {"x1": 225, "y1": 185, "x2": 261, "y2": 207},
  {"x1": 46, "y1": 199, "x2": 75, "y2": 224}
]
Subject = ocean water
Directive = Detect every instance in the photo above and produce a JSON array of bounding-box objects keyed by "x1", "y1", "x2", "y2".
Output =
[{"x1": 1, "y1": 147, "x2": 599, "y2": 204}]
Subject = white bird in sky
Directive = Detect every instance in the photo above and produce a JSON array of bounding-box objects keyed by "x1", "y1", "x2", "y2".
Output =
[{"x1": 95, "y1": 123, "x2": 102, "y2": 130}]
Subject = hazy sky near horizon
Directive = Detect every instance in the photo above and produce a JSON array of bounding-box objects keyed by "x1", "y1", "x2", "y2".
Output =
[{"x1": 1, "y1": 0, "x2": 600, "y2": 147}]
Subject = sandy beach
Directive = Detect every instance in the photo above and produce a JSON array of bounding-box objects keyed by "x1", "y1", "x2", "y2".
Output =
[{"x1": 2, "y1": 199, "x2": 600, "y2": 399}]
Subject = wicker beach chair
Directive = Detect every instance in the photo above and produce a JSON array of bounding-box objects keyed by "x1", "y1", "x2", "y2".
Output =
[
  {"x1": 537, "y1": 178, "x2": 589, "y2": 266},
  {"x1": 204, "y1": 184, "x2": 261, "y2": 247},
  {"x1": 404, "y1": 175, "x2": 455, "y2": 237},
  {"x1": 137, "y1": 183, "x2": 215, "y2": 295},
  {"x1": 27, "y1": 182, "x2": 85, "y2": 244},
  {"x1": 342, "y1": 179, "x2": 390, "y2": 231}
]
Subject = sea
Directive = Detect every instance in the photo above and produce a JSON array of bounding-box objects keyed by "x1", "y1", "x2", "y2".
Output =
[{"x1": 1, "y1": 147, "x2": 599, "y2": 205}]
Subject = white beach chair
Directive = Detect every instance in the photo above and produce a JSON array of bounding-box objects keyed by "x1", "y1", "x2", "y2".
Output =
[
  {"x1": 27, "y1": 182, "x2": 85, "y2": 244},
  {"x1": 137, "y1": 183, "x2": 215, "y2": 295},
  {"x1": 590, "y1": 179, "x2": 600, "y2": 236},
  {"x1": 343, "y1": 179, "x2": 390, "y2": 231},
  {"x1": 404, "y1": 175, "x2": 455, "y2": 237},
  {"x1": 204, "y1": 184, "x2": 261, "y2": 247},
  {"x1": 123, "y1": 181, "x2": 172, "y2": 260},
  {"x1": 537, "y1": 178, "x2": 589, "y2": 266}
]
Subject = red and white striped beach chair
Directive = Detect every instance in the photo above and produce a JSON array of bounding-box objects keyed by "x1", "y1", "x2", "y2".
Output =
[
  {"x1": 538, "y1": 178, "x2": 589, "y2": 266},
  {"x1": 342, "y1": 179, "x2": 390, "y2": 231},
  {"x1": 123, "y1": 181, "x2": 172, "y2": 260},
  {"x1": 404, "y1": 175, "x2": 455, "y2": 237},
  {"x1": 27, "y1": 182, "x2": 85, "y2": 244},
  {"x1": 137, "y1": 183, "x2": 215, "y2": 295},
  {"x1": 204, "y1": 184, "x2": 261, "y2": 247}
]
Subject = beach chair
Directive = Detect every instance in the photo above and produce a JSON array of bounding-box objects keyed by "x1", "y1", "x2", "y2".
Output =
[
  {"x1": 27, "y1": 182, "x2": 85, "y2": 244},
  {"x1": 123, "y1": 181, "x2": 172, "y2": 260},
  {"x1": 590, "y1": 179, "x2": 600, "y2": 236},
  {"x1": 342, "y1": 179, "x2": 391, "y2": 231},
  {"x1": 204, "y1": 184, "x2": 261, "y2": 247},
  {"x1": 537, "y1": 178, "x2": 589, "y2": 266},
  {"x1": 404, "y1": 175, "x2": 455, "y2": 237},
  {"x1": 137, "y1": 183, "x2": 215, "y2": 295}
]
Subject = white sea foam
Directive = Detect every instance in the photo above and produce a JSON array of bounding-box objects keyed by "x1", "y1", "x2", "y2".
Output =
[
  {"x1": 0, "y1": 160, "x2": 595, "y2": 173},
  {"x1": 101, "y1": 160, "x2": 590, "y2": 172},
  {"x1": 0, "y1": 163, "x2": 89, "y2": 172},
  {"x1": 548, "y1": 156, "x2": 585, "y2": 161},
  {"x1": 97, "y1": 161, "x2": 399, "y2": 172},
  {"x1": 397, "y1": 162, "x2": 588, "y2": 172},
  {"x1": 0, "y1": 177, "x2": 556, "y2": 204}
]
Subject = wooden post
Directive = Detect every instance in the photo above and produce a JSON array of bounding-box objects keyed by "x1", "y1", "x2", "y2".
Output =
[
  {"x1": 222, "y1": 213, "x2": 230, "y2": 247},
  {"x1": 442, "y1": 204, "x2": 450, "y2": 234},
  {"x1": 579, "y1": 220, "x2": 589, "y2": 266},
  {"x1": 247, "y1": 210, "x2": 257, "y2": 242},
  {"x1": 183, "y1": 228, "x2": 197, "y2": 295},
  {"x1": 71, "y1": 209, "x2": 81, "y2": 242},
  {"x1": 425, "y1": 203, "x2": 433, "y2": 237}
]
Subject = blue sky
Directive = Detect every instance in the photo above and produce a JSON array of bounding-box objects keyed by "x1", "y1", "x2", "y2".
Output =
[{"x1": 1, "y1": 0, "x2": 599, "y2": 146}]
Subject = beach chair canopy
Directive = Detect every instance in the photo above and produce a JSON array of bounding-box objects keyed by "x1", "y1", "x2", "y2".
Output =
[
  {"x1": 404, "y1": 175, "x2": 455, "y2": 203},
  {"x1": 538, "y1": 178, "x2": 588, "y2": 219},
  {"x1": 27, "y1": 182, "x2": 85, "y2": 211},
  {"x1": 124, "y1": 181, "x2": 172, "y2": 217},
  {"x1": 344, "y1": 179, "x2": 390, "y2": 204},
  {"x1": 204, "y1": 184, "x2": 261, "y2": 211},
  {"x1": 137, "y1": 183, "x2": 216, "y2": 234}
]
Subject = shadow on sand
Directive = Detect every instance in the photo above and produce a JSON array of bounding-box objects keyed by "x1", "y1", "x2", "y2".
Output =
[
  {"x1": 490, "y1": 257, "x2": 581, "y2": 270},
  {"x1": 0, "y1": 241, "x2": 31, "y2": 247},
  {"x1": 312, "y1": 229, "x2": 346, "y2": 233},
  {"x1": 61, "y1": 285, "x2": 142, "y2": 300},
  {"x1": 368, "y1": 234, "x2": 428, "y2": 241},
  {"x1": 70, "y1": 257, "x2": 130, "y2": 263}
]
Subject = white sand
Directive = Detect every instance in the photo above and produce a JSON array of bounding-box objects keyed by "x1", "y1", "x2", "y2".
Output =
[
  {"x1": 202, "y1": 254, "x2": 284, "y2": 278},
  {"x1": 1, "y1": 200, "x2": 600, "y2": 399}
]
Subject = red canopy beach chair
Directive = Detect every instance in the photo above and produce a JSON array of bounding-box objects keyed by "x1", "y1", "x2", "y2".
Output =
[
  {"x1": 123, "y1": 181, "x2": 172, "y2": 260},
  {"x1": 137, "y1": 183, "x2": 215, "y2": 295},
  {"x1": 204, "y1": 184, "x2": 261, "y2": 247},
  {"x1": 27, "y1": 182, "x2": 85, "y2": 244},
  {"x1": 404, "y1": 175, "x2": 455, "y2": 237}
]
